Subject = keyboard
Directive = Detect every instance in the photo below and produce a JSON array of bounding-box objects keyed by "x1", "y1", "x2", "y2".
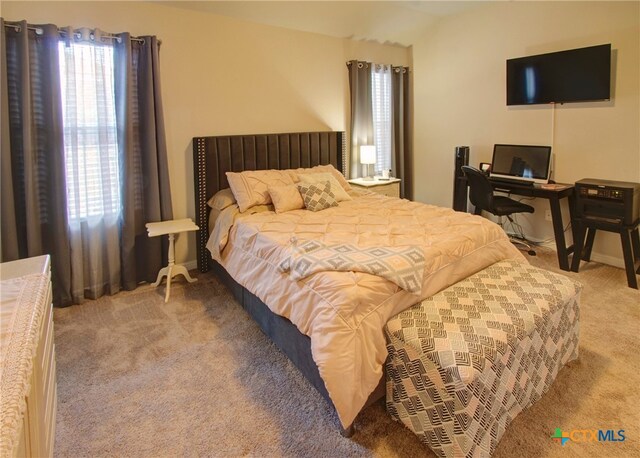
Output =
[{"x1": 489, "y1": 178, "x2": 535, "y2": 187}]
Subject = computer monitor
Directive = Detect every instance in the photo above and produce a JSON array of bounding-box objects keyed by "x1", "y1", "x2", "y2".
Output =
[{"x1": 489, "y1": 144, "x2": 552, "y2": 184}]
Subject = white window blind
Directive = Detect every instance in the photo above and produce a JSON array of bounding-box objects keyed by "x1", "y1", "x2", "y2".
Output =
[
  {"x1": 371, "y1": 64, "x2": 392, "y2": 175},
  {"x1": 58, "y1": 42, "x2": 120, "y2": 221}
]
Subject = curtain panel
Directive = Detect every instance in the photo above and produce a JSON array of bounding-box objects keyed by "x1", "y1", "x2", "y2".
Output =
[
  {"x1": 1, "y1": 19, "x2": 172, "y2": 305},
  {"x1": 346, "y1": 60, "x2": 373, "y2": 179},
  {"x1": 115, "y1": 33, "x2": 173, "y2": 290},
  {"x1": 1, "y1": 19, "x2": 73, "y2": 305},
  {"x1": 347, "y1": 60, "x2": 413, "y2": 198},
  {"x1": 391, "y1": 66, "x2": 412, "y2": 200}
]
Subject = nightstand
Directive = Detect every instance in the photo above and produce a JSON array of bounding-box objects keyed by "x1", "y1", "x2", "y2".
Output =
[{"x1": 348, "y1": 177, "x2": 401, "y2": 198}]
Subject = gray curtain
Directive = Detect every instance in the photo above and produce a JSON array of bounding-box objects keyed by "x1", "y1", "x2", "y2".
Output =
[
  {"x1": 391, "y1": 66, "x2": 412, "y2": 200},
  {"x1": 347, "y1": 60, "x2": 413, "y2": 196},
  {"x1": 2, "y1": 20, "x2": 172, "y2": 304},
  {"x1": 114, "y1": 34, "x2": 173, "y2": 290},
  {"x1": 1, "y1": 20, "x2": 73, "y2": 305},
  {"x1": 347, "y1": 60, "x2": 373, "y2": 179}
]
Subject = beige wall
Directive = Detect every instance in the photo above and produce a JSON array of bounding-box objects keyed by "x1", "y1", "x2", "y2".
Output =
[
  {"x1": 413, "y1": 1, "x2": 639, "y2": 267},
  {"x1": 2, "y1": 1, "x2": 410, "y2": 266},
  {"x1": 5, "y1": 1, "x2": 637, "y2": 268}
]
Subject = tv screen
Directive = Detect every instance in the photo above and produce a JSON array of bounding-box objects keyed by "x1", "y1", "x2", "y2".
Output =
[
  {"x1": 507, "y1": 44, "x2": 611, "y2": 105},
  {"x1": 490, "y1": 144, "x2": 552, "y2": 184}
]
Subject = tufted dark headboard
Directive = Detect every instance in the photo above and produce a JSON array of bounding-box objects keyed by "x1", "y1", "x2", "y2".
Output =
[{"x1": 192, "y1": 131, "x2": 345, "y2": 272}]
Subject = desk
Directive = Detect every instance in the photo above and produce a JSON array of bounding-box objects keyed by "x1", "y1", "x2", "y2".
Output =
[{"x1": 488, "y1": 181, "x2": 577, "y2": 271}]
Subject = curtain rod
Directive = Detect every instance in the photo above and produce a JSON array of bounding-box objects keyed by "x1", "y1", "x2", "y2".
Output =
[
  {"x1": 346, "y1": 60, "x2": 410, "y2": 72},
  {"x1": 3, "y1": 22, "x2": 149, "y2": 44}
]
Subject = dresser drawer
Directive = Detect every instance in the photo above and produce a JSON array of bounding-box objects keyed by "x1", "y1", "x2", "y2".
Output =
[{"x1": 372, "y1": 182, "x2": 400, "y2": 197}]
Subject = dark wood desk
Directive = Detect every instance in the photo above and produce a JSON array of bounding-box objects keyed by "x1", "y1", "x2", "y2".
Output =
[{"x1": 489, "y1": 180, "x2": 577, "y2": 271}]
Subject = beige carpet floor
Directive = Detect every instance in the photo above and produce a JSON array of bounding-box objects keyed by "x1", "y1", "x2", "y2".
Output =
[{"x1": 52, "y1": 248, "x2": 639, "y2": 457}]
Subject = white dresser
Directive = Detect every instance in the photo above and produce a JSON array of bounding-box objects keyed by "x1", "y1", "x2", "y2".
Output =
[{"x1": 0, "y1": 255, "x2": 56, "y2": 457}]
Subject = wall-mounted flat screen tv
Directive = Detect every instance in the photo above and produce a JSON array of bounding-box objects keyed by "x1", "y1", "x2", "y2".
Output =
[{"x1": 506, "y1": 44, "x2": 611, "y2": 105}]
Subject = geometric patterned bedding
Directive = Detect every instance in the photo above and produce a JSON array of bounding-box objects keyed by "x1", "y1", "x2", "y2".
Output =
[
  {"x1": 385, "y1": 260, "x2": 581, "y2": 457},
  {"x1": 278, "y1": 239, "x2": 426, "y2": 293}
]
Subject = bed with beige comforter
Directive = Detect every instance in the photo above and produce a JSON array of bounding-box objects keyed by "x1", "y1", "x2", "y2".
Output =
[{"x1": 206, "y1": 191, "x2": 523, "y2": 428}]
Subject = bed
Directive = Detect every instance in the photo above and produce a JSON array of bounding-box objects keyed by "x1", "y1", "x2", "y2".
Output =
[{"x1": 192, "y1": 131, "x2": 523, "y2": 435}]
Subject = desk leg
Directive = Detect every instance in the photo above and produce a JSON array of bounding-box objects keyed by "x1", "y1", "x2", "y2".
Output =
[
  {"x1": 571, "y1": 221, "x2": 586, "y2": 272},
  {"x1": 549, "y1": 196, "x2": 570, "y2": 271},
  {"x1": 567, "y1": 192, "x2": 579, "y2": 261},
  {"x1": 583, "y1": 228, "x2": 597, "y2": 262},
  {"x1": 620, "y1": 229, "x2": 638, "y2": 289},
  {"x1": 631, "y1": 228, "x2": 640, "y2": 273}
]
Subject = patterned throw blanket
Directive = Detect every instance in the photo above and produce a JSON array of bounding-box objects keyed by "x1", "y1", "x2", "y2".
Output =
[{"x1": 279, "y1": 238, "x2": 425, "y2": 293}]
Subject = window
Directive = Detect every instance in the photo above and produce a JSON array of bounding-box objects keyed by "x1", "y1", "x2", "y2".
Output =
[
  {"x1": 371, "y1": 65, "x2": 392, "y2": 175},
  {"x1": 58, "y1": 41, "x2": 120, "y2": 221}
]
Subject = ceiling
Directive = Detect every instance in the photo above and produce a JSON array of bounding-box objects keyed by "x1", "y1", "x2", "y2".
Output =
[{"x1": 158, "y1": 1, "x2": 482, "y2": 47}]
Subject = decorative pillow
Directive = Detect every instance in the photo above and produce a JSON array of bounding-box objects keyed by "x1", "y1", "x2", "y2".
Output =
[
  {"x1": 207, "y1": 188, "x2": 237, "y2": 210},
  {"x1": 226, "y1": 169, "x2": 295, "y2": 212},
  {"x1": 298, "y1": 181, "x2": 339, "y2": 212},
  {"x1": 288, "y1": 164, "x2": 352, "y2": 191},
  {"x1": 298, "y1": 173, "x2": 352, "y2": 202},
  {"x1": 313, "y1": 164, "x2": 352, "y2": 191},
  {"x1": 268, "y1": 184, "x2": 305, "y2": 213}
]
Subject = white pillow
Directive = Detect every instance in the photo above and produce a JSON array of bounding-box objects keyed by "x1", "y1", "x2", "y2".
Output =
[
  {"x1": 298, "y1": 173, "x2": 352, "y2": 202},
  {"x1": 207, "y1": 188, "x2": 236, "y2": 210},
  {"x1": 226, "y1": 169, "x2": 295, "y2": 212},
  {"x1": 288, "y1": 164, "x2": 352, "y2": 191},
  {"x1": 268, "y1": 184, "x2": 305, "y2": 213}
]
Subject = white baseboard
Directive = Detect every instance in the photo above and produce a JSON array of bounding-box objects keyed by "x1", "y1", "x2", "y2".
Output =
[
  {"x1": 505, "y1": 232, "x2": 625, "y2": 269},
  {"x1": 587, "y1": 252, "x2": 625, "y2": 269},
  {"x1": 184, "y1": 260, "x2": 198, "y2": 271}
]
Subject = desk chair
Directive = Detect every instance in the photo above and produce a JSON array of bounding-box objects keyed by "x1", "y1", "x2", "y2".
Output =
[{"x1": 462, "y1": 166, "x2": 536, "y2": 255}]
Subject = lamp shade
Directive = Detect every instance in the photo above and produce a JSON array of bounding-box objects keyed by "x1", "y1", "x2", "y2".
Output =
[{"x1": 360, "y1": 145, "x2": 376, "y2": 165}]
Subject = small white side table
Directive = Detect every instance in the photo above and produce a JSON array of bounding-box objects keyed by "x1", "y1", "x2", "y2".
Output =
[{"x1": 146, "y1": 218, "x2": 199, "y2": 302}]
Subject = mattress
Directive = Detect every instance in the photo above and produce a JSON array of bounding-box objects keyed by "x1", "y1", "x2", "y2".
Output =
[{"x1": 208, "y1": 192, "x2": 524, "y2": 427}]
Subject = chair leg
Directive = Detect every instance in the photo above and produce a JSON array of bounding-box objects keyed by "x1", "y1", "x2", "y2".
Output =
[{"x1": 504, "y1": 215, "x2": 536, "y2": 255}]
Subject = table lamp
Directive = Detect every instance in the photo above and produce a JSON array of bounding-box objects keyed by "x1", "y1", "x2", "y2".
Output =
[{"x1": 360, "y1": 145, "x2": 376, "y2": 181}]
